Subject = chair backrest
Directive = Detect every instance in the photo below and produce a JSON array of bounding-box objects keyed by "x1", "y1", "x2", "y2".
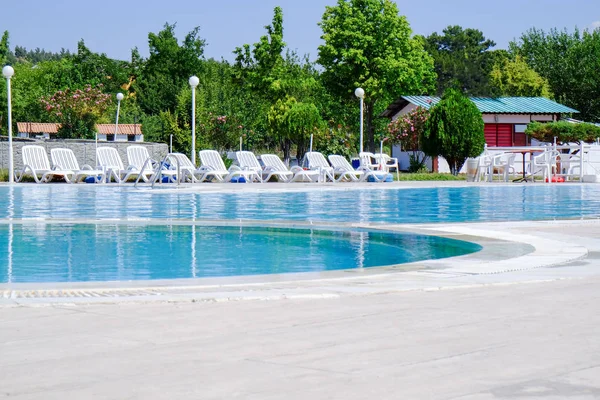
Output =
[
  {"x1": 328, "y1": 155, "x2": 353, "y2": 171},
  {"x1": 492, "y1": 152, "x2": 514, "y2": 166},
  {"x1": 50, "y1": 148, "x2": 80, "y2": 170},
  {"x1": 534, "y1": 149, "x2": 558, "y2": 164},
  {"x1": 97, "y1": 147, "x2": 125, "y2": 171},
  {"x1": 199, "y1": 150, "x2": 227, "y2": 171},
  {"x1": 359, "y1": 152, "x2": 378, "y2": 169},
  {"x1": 236, "y1": 151, "x2": 262, "y2": 170},
  {"x1": 376, "y1": 153, "x2": 397, "y2": 165},
  {"x1": 127, "y1": 145, "x2": 152, "y2": 171},
  {"x1": 22, "y1": 145, "x2": 51, "y2": 171},
  {"x1": 305, "y1": 152, "x2": 330, "y2": 169},
  {"x1": 260, "y1": 154, "x2": 288, "y2": 172},
  {"x1": 166, "y1": 153, "x2": 196, "y2": 170}
]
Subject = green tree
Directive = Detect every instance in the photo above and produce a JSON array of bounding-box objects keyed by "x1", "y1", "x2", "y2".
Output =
[
  {"x1": 421, "y1": 88, "x2": 485, "y2": 175},
  {"x1": 234, "y1": 7, "x2": 324, "y2": 158},
  {"x1": 135, "y1": 23, "x2": 206, "y2": 115},
  {"x1": 422, "y1": 25, "x2": 499, "y2": 96},
  {"x1": 511, "y1": 28, "x2": 600, "y2": 121},
  {"x1": 0, "y1": 31, "x2": 9, "y2": 66},
  {"x1": 490, "y1": 55, "x2": 552, "y2": 97},
  {"x1": 317, "y1": 0, "x2": 435, "y2": 152},
  {"x1": 72, "y1": 40, "x2": 130, "y2": 94}
]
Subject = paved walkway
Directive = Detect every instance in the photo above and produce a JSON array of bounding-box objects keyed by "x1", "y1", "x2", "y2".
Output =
[{"x1": 2, "y1": 276, "x2": 600, "y2": 399}]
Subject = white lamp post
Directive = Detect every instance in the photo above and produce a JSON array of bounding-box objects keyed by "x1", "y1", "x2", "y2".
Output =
[
  {"x1": 3, "y1": 66, "x2": 14, "y2": 183},
  {"x1": 189, "y1": 75, "x2": 199, "y2": 166},
  {"x1": 114, "y1": 92, "x2": 124, "y2": 136},
  {"x1": 355, "y1": 87, "x2": 365, "y2": 154}
]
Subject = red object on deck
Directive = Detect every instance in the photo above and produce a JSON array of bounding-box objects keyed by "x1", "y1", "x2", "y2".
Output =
[{"x1": 546, "y1": 176, "x2": 565, "y2": 183}]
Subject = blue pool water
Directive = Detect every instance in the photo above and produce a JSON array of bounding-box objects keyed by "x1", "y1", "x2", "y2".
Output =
[
  {"x1": 0, "y1": 225, "x2": 480, "y2": 283},
  {"x1": 0, "y1": 185, "x2": 598, "y2": 223},
  {"x1": 1, "y1": 184, "x2": 597, "y2": 283}
]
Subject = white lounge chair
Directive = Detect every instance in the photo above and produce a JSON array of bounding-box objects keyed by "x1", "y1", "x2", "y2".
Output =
[
  {"x1": 164, "y1": 153, "x2": 203, "y2": 183},
  {"x1": 235, "y1": 151, "x2": 263, "y2": 183},
  {"x1": 126, "y1": 145, "x2": 157, "y2": 183},
  {"x1": 327, "y1": 155, "x2": 365, "y2": 182},
  {"x1": 304, "y1": 152, "x2": 335, "y2": 182},
  {"x1": 50, "y1": 148, "x2": 106, "y2": 183},
  {"x1": 260, "y1": 154, "x2": 319, "y2": 182},
  {"x1": 96, "y1": 147, "x2": 139, "y2": 183},
  {"x1": 16, "y1": 145, "x2": 74, "y2": 183},
  {"x1": 198, "y1": 150, "x2": 260, "y2": 183}
]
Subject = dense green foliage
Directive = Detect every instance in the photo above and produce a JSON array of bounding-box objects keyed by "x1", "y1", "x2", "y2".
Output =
[
  {"x1": 489, "y1": 55, "x2": 551, "y2": 97},
  {"x1": 525, "y1": 121, "x2": 600, "y2": 144},
  {"x1": 422, "y1": 26, "x2": 499, "y2": 96},
  {"x1": 511, "y1": 28, "x2": 600, "y2": 121},
  {"x1": 0, "y1": 8, "x2": 598, "y2": 166},
  {"x1": 317, "y1": 0, "x2": 435, "y2": 152},
  {"x1": 421, "y1": 89, "x2": 485, "y2": 175}
]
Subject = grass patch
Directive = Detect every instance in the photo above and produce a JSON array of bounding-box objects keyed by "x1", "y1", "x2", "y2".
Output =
[{"x1": 396, "y1": 172, "x2": 466, "y2": 181}]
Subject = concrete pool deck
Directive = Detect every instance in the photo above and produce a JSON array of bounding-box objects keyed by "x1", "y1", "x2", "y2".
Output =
[{"x1": 1, "y1": 182, "x2": 600, "y2": 398}]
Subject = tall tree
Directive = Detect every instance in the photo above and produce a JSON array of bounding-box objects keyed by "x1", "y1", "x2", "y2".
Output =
[
  {"x1": 234, "y1": 7, "x2": 324, "y2": 161},
  {"x1": 317, "y1": 0, "x2": 435, "y2": 152},
  {"x1": 422, "y1": 25, "x2": 498, "y2": 96},
  {"x1": 0, "y1": 31, "x2": 10, "y2": 65},
  {"x1": 421, "y1": 88, "x2": 485, "y2": 175},
  {"x1": 511, "y1": 28, "x2": 600, "y2": 121},
  {"x1": 134, "y1": 23, "x2": 206, "y2": 115},
  {"x1": 489, "y1": 55, "x2": 552, "y2": 97}
]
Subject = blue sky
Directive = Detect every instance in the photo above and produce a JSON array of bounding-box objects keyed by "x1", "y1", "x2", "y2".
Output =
[{"x1": 3, "y1": 0, "x2": 600, "y2": 62}]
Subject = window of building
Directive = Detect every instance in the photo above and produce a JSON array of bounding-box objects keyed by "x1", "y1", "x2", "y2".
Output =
[{"x1": 106, "y1": 134, "x2": 115, "y2": 142}]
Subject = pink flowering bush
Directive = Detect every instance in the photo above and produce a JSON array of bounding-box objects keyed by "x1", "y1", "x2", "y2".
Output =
[
  {"x1": 41, "y1": 85, "x2": 112, "y2": 139},
  {"x1": 386, "y1": 106, "x2": 430, "y2": 172}
]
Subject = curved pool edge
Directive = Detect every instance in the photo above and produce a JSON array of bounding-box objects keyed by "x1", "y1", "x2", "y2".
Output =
[{"x1": 1, "y1": 218, "x2": 595, "y2": 306}]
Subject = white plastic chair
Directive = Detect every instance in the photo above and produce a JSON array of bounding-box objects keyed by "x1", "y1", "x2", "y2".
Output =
[
  {"x1": 235, "y1": 151, "x2": 263, "y2": 183},
  {"x1": 96, "y1": 147, "x2": 138, "y2": 183},
  {"x1": 304, "y1": 152, "x2": 335, "y2": 182},
  {"x1": 327, "y1": 155, "x2": 367, "y2": 182},
  {"x1": 126, "y1": 145, "x2": 157, "y2": 183},
  {"x1": 16, "y1": 145, "x2": 74, "y2": 183},
  {"x1": 260, "y1": 154, "x2": 319, "y2": 182},
  {"x1": 556, "y1": 151, "x2": 581, "y2": 181},
  {"x1": 374, "y1": 153, "x2": 400, "y2": 179},
  {"x1": 163, "y1": 153, "x2": 203, "y2": 183},
  {"x1": 198, "y1": 150, "x2": 259, "y2": 183},
  {"x1": 532, "y1": 149, "x2": 559, "y2": 183},
  {"x1": 476, "y1": 154, "x2": 494, "y2": 182},
  {"x1": 359, "y1": 152, "x2": 379, "y2": 171},
  {"x1": 50, "y1": 148, "x2": 106, "y2": 183},
  {"x1": 492, "y1": 153, "x2": 516, "y2": 182}
]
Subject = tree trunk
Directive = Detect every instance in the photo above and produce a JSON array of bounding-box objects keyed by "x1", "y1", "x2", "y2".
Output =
[
  {"x1": 296, "y1": 140, "x2": 307, "y2": 167},
  {"x1": 281, "y1": 139, "x2": 291, "y2": 166}
]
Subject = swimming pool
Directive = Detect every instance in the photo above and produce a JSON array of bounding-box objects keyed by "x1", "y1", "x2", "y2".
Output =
[
  {"x1": 1, "y1": 184, "x2": 597, "y2": 284},
  {"x1": 0, "y1": 224, "x2": 480, "y2": 283},
  {"x1": 0, "y1": 185, "x2": 598, "y2": 223}
]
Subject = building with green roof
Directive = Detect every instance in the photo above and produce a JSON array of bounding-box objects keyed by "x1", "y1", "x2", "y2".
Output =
[{"x1": 381, "y1": 96, "x2": 579, "y2": 147}]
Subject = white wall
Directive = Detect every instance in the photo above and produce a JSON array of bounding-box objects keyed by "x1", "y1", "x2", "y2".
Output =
[{"x1": 481, "y1": 114, "x2": 556, "y2": 124}]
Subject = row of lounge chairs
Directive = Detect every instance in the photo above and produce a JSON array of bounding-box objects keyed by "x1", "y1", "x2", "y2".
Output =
[{"x1": 14, "y1": 145, "x2": 397, "y2": 184}]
